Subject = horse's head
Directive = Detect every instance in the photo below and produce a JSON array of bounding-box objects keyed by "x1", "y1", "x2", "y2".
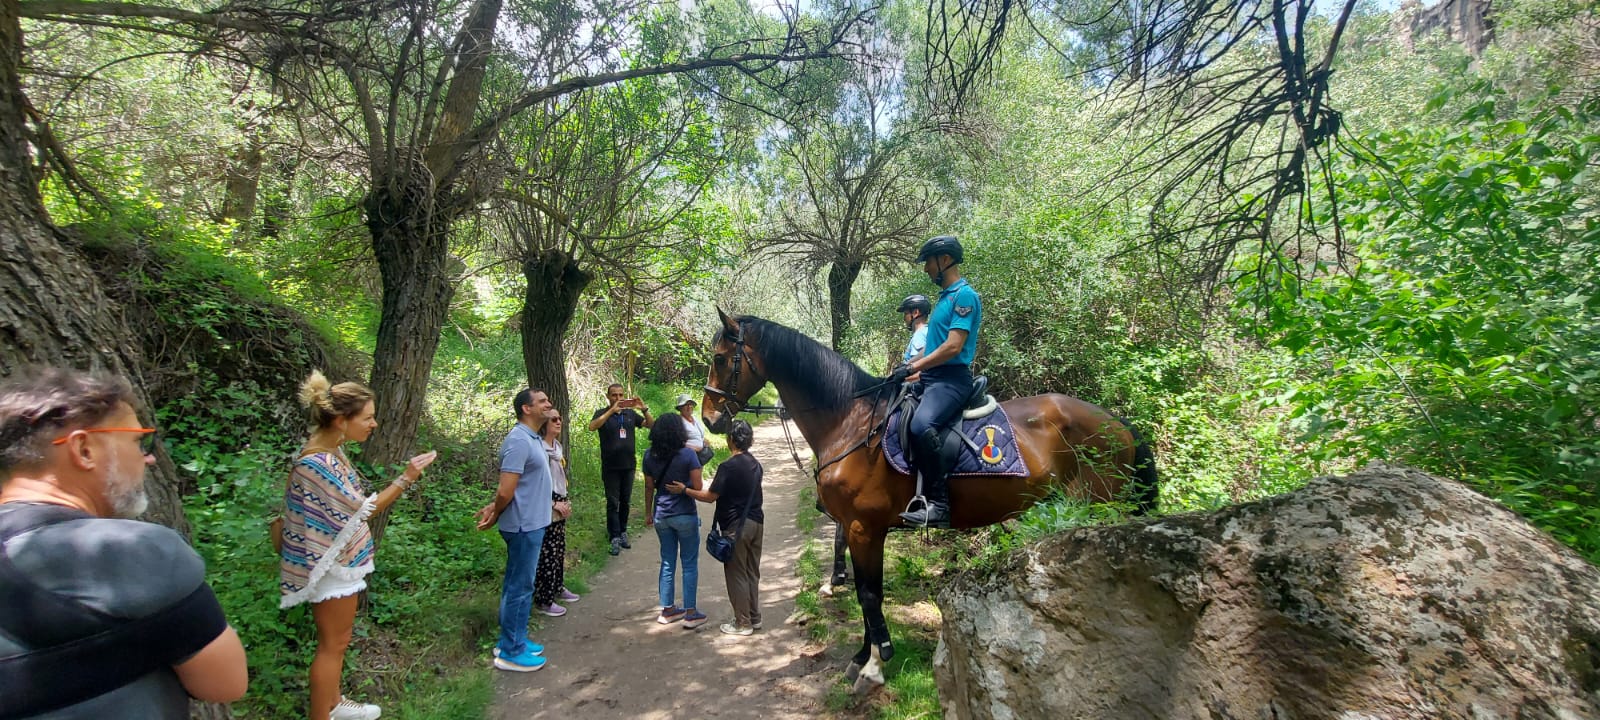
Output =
[{"x1": 702, "y1": 308, "x2": 770, "y2": 434}]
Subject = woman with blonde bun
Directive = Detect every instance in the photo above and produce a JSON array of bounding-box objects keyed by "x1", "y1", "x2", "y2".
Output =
[{"x1": 278, "y1": 371, "x2": 437, "y2": 720}]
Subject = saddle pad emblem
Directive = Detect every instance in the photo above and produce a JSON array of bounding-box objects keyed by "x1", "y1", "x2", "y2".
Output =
[{"x1": 978, "y1": 426, "x2": 1006, "y2": 464}]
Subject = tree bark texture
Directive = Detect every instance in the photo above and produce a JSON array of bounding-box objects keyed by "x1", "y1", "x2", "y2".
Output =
[
  {"x1": 0, "y1": 0, "x2": 188, "y2": 535},
  {"x1": 520, "y1": 248, "x2": 593, "y2": 422},
  {"x1": 361, "y1": 175, "x2": 458, "y2": 547},
  {"x1": 826, "y1": 260, "x2": 863, "y2": 352}
]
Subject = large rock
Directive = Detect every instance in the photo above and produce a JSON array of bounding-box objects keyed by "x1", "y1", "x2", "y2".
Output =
[{"x1": 933, "y1": 464, "x2": 1600, "y2": 720}]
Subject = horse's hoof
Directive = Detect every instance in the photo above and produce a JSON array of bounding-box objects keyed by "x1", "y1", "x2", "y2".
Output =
[
  {"x1": 844, "y1": 661, "x2": 862, "y2": 682},
  {"x1": 851, "y1": 659, "x2": 885, "y2": 693},
  {"x1": 818, "y1": 582, "x2": 835, "y2": 598}
]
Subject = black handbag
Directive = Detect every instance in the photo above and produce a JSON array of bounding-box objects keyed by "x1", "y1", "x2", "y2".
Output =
[
  {"x1": 696, "y1": 444, "x2": 714, "y2": 465},
  {"x1": 706, "y1": 463, "x2": 760, "y2": 564}
]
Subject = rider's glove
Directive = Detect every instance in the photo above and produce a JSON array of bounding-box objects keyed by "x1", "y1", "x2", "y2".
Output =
[{"x1": 887, "y1": 362, "x2": 915, "y2": 383}]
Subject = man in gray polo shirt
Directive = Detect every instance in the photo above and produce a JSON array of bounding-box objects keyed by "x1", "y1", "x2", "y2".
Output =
[
  {"x1": 0, "y1": 368, "x2": 248, "y2": 717},
  {"x1": 475, "y1": 388, "x2": 556, "y2": 672}
]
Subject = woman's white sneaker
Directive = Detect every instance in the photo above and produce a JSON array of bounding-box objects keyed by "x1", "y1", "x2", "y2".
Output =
[{"x1": 330, "y1": 696, "x2": 381, "y2": 720}]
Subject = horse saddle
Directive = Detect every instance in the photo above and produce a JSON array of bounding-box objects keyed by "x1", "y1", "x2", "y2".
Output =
[{"x1": 882, "y1": 376, "x2": 1029, "y2": 478}]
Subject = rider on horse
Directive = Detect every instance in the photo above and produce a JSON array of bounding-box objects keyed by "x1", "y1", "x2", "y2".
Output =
[
  {"x1": 890, "y1": 235, "x2": 981, "y2": 528},
  {"x1": 897, "y1": 294, "x2": 931, "y2": 365}
]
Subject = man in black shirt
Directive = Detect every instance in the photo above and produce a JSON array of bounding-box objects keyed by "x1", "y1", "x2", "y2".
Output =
[
  {"x1": 0, "y1": 368, "x2": 249, "y2": 717},
  {"x1": 587, "y1": 383, "x2": 652, "y2": 555}
]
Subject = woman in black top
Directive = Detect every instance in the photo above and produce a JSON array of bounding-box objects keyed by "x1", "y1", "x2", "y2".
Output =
[{"x1": 680, "y1": 419, "x2": 764, "y2": 635}]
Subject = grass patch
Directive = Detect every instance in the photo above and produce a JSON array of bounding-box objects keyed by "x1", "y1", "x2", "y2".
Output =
[{"x1": 389, "y1": 667, "x2": 494, "y2": 720}]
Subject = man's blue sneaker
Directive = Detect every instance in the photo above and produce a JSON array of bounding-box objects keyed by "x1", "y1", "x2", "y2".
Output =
[
  {"x1": 492, "y1": 640, "x2": 544, "y2": 658},
  {"x1": 493, "y1": 649, "x2": 546, "y2": 672}
]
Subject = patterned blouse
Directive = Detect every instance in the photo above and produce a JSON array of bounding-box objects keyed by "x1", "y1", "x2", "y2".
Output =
[{"x1": 278, "y1": 450, "x2": 376, "y2": 608}]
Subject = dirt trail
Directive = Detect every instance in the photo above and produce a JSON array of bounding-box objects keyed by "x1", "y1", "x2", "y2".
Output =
[{"x1": 492, "y1": 418, "x2": 844, "y2": 719}]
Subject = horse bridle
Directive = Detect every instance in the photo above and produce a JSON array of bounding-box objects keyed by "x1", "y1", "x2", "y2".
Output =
[
  {"x1": 702, "y1": 327, "x2": 811, "y2": 473},
  {"x1": 702, "y1": 327, "x2": 754, "y2": 418},
  {"x1": 703, "y1": 324, "x2": 907, "y2": 480}
]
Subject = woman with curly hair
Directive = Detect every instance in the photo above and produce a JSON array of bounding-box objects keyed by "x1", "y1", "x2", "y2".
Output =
[{"x1": 641, "y1": 413, "x2": 706, "y2": 628}]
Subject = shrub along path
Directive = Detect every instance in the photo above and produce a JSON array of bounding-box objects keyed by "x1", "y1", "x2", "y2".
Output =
[{"x1": 492, "y1": 418, "x2": 840, "y2": 719}]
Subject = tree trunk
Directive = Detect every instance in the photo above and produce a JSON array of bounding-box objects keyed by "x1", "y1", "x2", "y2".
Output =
[
  {"x1": 0, "y1": 0, "x2": 189, "y2": 535},
  {"x1": 0, "y1": 4, "x2": 219, "y2": 715},
  {"x1": 259, "y1": 156, "x2": 297, "y2": 240},
  {"x1": 218, "y1": 139, "x2": 262, "y2": 231},
  {"x1": 361, "y1": 177, "x2": 457, "y2": 543},
  {"x1": 826, "y1": 260, "x2": 863, "y2": 352},
  {"x1": 520, "y1": 248, "x2": 593, "y2": 422}
]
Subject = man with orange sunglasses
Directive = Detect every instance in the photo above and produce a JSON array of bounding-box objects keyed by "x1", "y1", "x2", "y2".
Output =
[{"x1": 0, "y1": 368, "x2": 248, "y2": 717}]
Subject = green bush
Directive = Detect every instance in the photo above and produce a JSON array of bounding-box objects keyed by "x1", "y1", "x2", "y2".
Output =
[{"x1": 1239, "y1": 84, "x2": 1600, "y2": 559}]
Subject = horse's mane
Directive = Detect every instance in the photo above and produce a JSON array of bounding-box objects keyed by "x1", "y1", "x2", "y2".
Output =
[{"x1": 732, "y1": 316, "x2": 892, "y2": 413}]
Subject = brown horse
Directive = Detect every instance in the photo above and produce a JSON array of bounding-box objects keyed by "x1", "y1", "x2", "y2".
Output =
[{"x1": 701, "y1": 310, "x2": 1158, "y2": 683}]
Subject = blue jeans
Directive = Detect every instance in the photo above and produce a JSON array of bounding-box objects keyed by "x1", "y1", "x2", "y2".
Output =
[
  {"x1": 498, "y1": 526, "x2": 547, "y2": 656},
  {"x1": 655, "y1": 513, "x2": 700, "y2": 609}
]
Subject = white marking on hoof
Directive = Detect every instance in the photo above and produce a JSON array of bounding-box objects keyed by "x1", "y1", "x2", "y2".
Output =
[
  {"x1": 851, "y1": 645, "x2": 886, "y2": 693},
  {"x1": 818, "y1": 582, "x2": 835, "y2": 598}
]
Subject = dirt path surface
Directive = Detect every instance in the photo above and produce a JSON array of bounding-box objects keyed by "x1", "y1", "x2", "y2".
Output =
[{"x1": 492, "y1": 418, "x2": 843, "y2": 719}]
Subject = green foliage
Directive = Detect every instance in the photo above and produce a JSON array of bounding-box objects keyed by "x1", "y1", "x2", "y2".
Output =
[{"x1": 1241, "y1": 84, "x2": 1600, "y2": 559}]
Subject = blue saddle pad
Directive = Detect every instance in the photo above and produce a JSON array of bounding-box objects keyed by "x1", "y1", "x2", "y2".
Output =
[{"x1": 882, "y1": 404, "x2": 1030, "y2": 478}]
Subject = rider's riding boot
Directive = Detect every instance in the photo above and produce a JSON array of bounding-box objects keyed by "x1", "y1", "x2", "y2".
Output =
[{"x1": 901, "y1": 428, "x2": 953, "y2": 528}]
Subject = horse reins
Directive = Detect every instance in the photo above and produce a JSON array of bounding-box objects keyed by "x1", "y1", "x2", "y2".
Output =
[{"x1": 704, "y1": 324, "x2": 901, "y2": 481}]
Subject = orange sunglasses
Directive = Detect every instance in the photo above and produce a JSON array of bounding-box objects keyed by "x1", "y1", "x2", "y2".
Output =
[{"x1": 52, "y1": 427, "x2": 159, "y2": 454}]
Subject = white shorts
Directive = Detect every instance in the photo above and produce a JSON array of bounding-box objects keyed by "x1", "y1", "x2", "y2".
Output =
[{"x1": 307, "y1": 562, "x2": 373, "y2": 604}]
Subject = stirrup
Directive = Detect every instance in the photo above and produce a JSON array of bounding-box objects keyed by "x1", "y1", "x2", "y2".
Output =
[
  {"x1": 898, "y1": 496, "x2": 949, "y2": 529},
  {"x1": 903, "y1": 494, "x2": 929, "y2": 515}
]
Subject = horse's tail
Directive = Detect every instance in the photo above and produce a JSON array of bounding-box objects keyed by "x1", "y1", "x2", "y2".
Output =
[{"x1": 1118, "y1": 417, "x2": 1160, "y2": 516}]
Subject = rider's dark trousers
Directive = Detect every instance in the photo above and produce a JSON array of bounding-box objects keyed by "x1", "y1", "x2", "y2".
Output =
[{"x1": 909, "y1": 364, "x2": 973, "y2": 438}]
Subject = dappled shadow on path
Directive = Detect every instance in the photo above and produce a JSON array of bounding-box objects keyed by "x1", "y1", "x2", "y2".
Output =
[{"x1": 492, "y1": 419, "x2": 842, "y2": 720}]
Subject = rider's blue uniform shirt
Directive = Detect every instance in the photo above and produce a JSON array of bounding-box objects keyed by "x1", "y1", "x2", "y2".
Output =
[
  {"x1": 902, "y1": 325, "x2": 928, "y2": 364},
  {"x1": 925, "y1": 278, "x2": 981, "y2": 366}
]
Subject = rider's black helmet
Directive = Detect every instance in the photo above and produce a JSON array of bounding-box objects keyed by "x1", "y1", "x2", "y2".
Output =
[
  {"x1": 896, "y1": 294, "x2": 932, "y2": 316},
  {"x1": 915, "y1": 235, "x2": 963, "y2": 264}
]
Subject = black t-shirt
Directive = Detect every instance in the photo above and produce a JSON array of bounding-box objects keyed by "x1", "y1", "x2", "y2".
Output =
[
  {"x1": 709, "y1": 452, "x2": 764, "y2": 529},
  {"x1": 592, "y1": 407, "x2": 645, "y2": 469},
  {"x1": 0, "y1": 504, "x2": 227, "y2": 719}
]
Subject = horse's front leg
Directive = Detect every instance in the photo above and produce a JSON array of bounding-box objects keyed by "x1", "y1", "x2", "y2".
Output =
[{"x1": 842, "y1": 523, "x2": 891, "y2": 689}]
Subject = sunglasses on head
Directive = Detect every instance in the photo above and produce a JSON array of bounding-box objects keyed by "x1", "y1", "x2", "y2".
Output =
[{"x1": 52, "y1": 427, "x2": 159, "y2": 455}]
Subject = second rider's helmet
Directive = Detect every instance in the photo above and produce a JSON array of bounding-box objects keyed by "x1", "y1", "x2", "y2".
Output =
[
  {"x1": 915, "y1": 235, "x2": 963, "y2": 264},
  {"x1": 897, "y1": 294, "x2": 932, "y2": 317}
]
